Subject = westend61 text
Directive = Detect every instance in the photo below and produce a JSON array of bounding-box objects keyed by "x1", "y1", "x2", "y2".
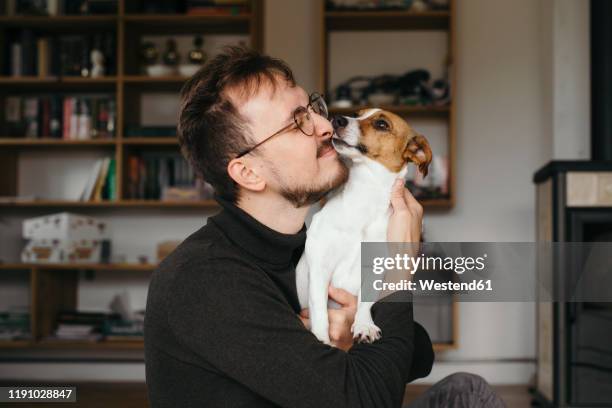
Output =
[{"x1": 373, "y1": 279, "x2": 493, "y2": 292}]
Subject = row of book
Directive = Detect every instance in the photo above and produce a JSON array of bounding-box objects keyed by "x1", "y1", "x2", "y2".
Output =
[
  {"x1": 81, "y1": 158, "x2": 117, "y2": 201},
  {"x1": 138, "y1": 0, "x2": 248, "y2": 14},
  {"x1": 6, "y1": 31, "x2": 116, "y2": 77},
  {"x1": 48, "y1": 310, "x2": 143, "y2": 343},
  {"x1": 4, "y1": 0, "x2": 117, "y2": 16},
  {"x1": 127, "y1": 153, "x2": 214, "y2": 200},
  {"x1": 186, "y1": 0, "x2": 249, "y2": 15},
  {"x1": 3, "y1": 94, "x2": 116, "y2": 139},
  {"x1": 0, "y1": 309, "x2": 30, "y2": 341}
]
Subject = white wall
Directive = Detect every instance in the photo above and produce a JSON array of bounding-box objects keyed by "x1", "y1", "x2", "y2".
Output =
[{"x1": 545, "y1": 0, "x2": 591, "y2": 160}]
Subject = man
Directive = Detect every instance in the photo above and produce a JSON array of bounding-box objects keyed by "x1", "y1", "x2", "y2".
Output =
[{"x1": 145, "y1": 46, "x2": 504, "y2": 408}]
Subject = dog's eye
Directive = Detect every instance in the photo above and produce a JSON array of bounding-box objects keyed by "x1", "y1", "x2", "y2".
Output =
[{"x1": 373, "y1": 119, "x2": 389, "y2": 131}]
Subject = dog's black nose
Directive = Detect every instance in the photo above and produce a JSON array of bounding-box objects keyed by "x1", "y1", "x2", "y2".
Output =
[{"x1": 331, "y1": 115, "x2": 348, "y2": 130}]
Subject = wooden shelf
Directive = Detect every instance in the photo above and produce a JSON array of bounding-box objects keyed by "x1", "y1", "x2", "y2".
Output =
[
  {"x1": 123, "y1": 75, "x2": 188, "y2": 83},
  {"x1": 0, "y1": 340, "x2": 34, "y2": 348},
  {"x1": 0, "y1": 138, "x2": 116, "y2": 147},
  {"x1": 123, "y1": 13, "x2": 252, "y2": 33},
  {"x1": 419, "y1": 198, "x2": 453, "y2": 208},
  {"x1": 0, "y1": 15, "x2": 117, "y2": 28},
  {"x1": 330, "y1": 105, "x2": 450, "y2": 115},
  {"x1": 325, "y1": 10, "x2": 450, "y2": 31},
  {"x1": 0, "y1": 200, "x2": 218, "y2": 208},
  {"x1": 124, "y1": 14, "x2": 251, "y2": 22},
  {"x1": 0, "y1": 263, "x2": 156, "y2": 271},
  {"x1": 0, "y1": 76, "x2": 118, "y2": 89},
  {"x1": 33, "y1": 339, "x2": 144, "y2": 350},
  {"x1": 122, "y1": 137, "x2": 177, "y2": 145}
]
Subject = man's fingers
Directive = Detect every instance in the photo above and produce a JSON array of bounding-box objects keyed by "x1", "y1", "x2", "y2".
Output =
[
  {"x1": 389, "y1": 178, "x2": 408, "y2": 212},
  {"x1": 300, "y1": 308, "x2": 309, "y2": 318},
  {"x1": 328, "y1": 286, "x2": 357, "y2": 309},
  {"x1": 299, "y1": 315, "x2": 310, "y2": 329},
  {"x1": 403, "y1": 185, "x2": 422, "y2": 214}
]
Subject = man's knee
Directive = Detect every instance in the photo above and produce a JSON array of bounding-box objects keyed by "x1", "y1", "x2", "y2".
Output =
[
  {"x1": 436, "y1": 372, "x2": 505, "y2": 408},
  {"x1": 441, "y1": 372, "x2": 489, "y2": 389}
]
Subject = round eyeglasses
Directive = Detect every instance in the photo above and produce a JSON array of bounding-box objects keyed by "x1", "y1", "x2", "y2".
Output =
[{"x1": 235, "y1": 92, "x2": 328, "y2": 158}]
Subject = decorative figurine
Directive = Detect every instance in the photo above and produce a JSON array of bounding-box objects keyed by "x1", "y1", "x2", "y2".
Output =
[
  {"x1": 179, "y1": 35, "x2": 207, "y2": 77},
  {"x1": 90, "y1": 37, "x2": 105, "y2": 78},
  {"x1": 162, "y1": 39, "x2": 180, "y2": 67},
  {"x1": 189, "y1": 36, "x2": 206, "y2": 64},
  {"x1": 142, "y1": 41, "x2": 173, "y2": 77}
]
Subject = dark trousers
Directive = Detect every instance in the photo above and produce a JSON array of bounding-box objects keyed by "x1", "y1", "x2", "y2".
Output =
[{"x1": 405, "y1": 373, "x2": 506, "y2": 408}]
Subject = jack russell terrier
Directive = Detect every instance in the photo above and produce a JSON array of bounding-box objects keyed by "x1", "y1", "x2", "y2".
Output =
[{"x1": 296, "y1": 108, "x2": 432, "y2": 344}]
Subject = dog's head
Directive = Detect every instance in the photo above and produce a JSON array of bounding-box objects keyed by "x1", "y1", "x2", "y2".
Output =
[{"x1": 331, "y1": 108, "x2": 432, "y2": 176}]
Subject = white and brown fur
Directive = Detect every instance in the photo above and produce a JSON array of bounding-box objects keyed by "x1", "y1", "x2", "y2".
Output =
[{"x1": 296, "y1": 108, "x2": 432, "y2": 344}]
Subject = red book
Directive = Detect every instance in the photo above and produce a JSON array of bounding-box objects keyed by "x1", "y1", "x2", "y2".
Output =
[
  {"x1": 41, "y1": 98, "x2": 50, "y2": 137},
  {"x1": 63, "y1": 97, "x2": 72, "y2": 139}
]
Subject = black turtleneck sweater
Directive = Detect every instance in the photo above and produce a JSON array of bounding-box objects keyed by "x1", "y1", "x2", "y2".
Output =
[{"x1": 144, "y1": 197, "x2": 434, "y2": 408}]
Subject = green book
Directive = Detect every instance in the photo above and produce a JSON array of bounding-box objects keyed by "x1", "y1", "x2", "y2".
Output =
[{"x1": 105, "y1": 158, "x2": 116, "y2": 201}]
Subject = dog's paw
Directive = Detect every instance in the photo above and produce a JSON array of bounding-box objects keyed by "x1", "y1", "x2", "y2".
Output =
[{"x1": 352, "y1": 322, "x2": 382, "y2": 343}]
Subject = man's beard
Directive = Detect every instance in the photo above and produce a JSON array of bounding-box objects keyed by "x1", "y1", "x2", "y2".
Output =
[{"x1": 276, "y1": 142, "x2": 349, "y2": 208}]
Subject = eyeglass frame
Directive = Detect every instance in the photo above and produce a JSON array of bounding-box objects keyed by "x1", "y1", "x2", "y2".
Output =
[{"x1": 234, "y1": 92, "x2": 328, "y2": 159}]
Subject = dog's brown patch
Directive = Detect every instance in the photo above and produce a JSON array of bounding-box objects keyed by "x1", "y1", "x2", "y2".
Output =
[{"x1": 357, "y1": 110, "x2": 432, "y2": 175}]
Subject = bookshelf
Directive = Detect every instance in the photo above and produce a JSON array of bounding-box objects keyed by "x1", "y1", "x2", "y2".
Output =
[
  {"x1": 0, "y1": 0, "x2": 262, "y2": 356},
  {"x1": 0, "y1": 0, "x2": 263, "y2": 208}
]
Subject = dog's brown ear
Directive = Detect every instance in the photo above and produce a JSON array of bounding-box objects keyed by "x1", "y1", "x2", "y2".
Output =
[{"x1": 403, "y1": 134, "x2": 432, "y2": 177}]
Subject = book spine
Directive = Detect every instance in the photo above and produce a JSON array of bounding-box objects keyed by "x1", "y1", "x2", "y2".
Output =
[
  {"x1": 21, "y1": 30, "x2": 36, "y2": 76},
  {"x1": 24, "y1": 98, "x2": 39, "y2": 138},
  {"x1": 47, "y1": 0, "x2": 59, "y2": 16},
  {"x1": 62, "y1": 97, "x2": 71, "y2": 139},
  {"x1": 70, "y1": 98, "x2": 79, "y2": 140},
  {"x1": 37, "y1": 38, "x2": 49, "y2": 78},
  {"x1": 107, "y1": 158, "x2": 116, "y2": 201},
  {"x1": 41, "y1": 97, "x2": 51, "y2": 138},
  {"x1": 11, "y1": 43, "x2": 22, "y2": 76},
  {"x1": 128, "y1": 156, "x2": 139, "y2": 199},
  {"x1": 50, "y1": 96, "x2": 62, "y2": 138},
  {"x1": 77, "y1": 98, "x2": 91, "y2": 140}
]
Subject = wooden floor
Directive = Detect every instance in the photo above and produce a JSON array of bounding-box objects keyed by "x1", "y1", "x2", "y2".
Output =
[{"x1": 1, "y1": 382, "x2": 532, "y2": 407}]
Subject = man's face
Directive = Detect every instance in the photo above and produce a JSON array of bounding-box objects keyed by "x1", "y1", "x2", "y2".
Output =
[{"x1": 234, "y1": 79, "x2": 348, "y2": 207}]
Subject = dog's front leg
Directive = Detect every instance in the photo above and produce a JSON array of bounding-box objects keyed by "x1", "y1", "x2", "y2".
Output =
[
  {"x1": 308, "y1": 270, "x2": 332, "y2": 344},
  {"x1": 352, "y1": 290, "x2": 381, "y2": 343}
]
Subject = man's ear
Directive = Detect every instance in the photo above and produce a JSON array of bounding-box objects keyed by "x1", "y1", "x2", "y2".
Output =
[
  {"x1": 403, "y1": 133, "x2": 432, "y2": 177},
  {"x1": 227, "y1": 158, "x2": 266, "y2": 193}
]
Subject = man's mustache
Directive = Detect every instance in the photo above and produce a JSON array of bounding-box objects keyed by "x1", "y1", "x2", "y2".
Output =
[{"x1": 317, "y1": 140, "x2": 334, "y2": 157}]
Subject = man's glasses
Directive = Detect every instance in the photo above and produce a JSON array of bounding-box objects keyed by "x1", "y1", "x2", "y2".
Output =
[{"x1": 235, "y1": 93, "x2": 329, "y2": 159}]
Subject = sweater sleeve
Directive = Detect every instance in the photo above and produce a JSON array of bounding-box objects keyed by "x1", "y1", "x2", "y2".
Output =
[{"x1": 167, "y1": 258, "x2": 424, "y2": 408}]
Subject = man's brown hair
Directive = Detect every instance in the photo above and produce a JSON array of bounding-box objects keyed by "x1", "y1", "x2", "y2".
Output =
[{"x1": 177, "y1": 45, "x2": 295, "y2": 203}]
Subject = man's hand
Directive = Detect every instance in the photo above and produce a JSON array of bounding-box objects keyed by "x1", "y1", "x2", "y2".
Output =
[
  {"x1": 387, "y1": 178, "x2": 423, "y2": 243},
  {"x1": 299, "y1": 286, "x2": 357, "y2": 351}
]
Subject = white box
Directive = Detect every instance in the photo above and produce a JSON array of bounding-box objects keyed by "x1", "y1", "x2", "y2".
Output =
[
  {"x1": 21, "y1": 238, "x2": 103, "y2": 264},
  {"x1": 23, "y1": 212, "x2": 109, "y2": 241}
]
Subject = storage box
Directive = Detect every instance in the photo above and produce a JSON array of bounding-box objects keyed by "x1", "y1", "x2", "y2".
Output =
[
  {"x1": 21, "y1": 238, "x2": 103, "y2": 264},
  {"x1": 23, "y1": 212, "x2": 109, "y2": 241}
]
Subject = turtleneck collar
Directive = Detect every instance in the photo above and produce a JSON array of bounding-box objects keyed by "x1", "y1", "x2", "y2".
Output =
[{"x1": 209, "y1": 195, "x2": 307, "y2": 266}]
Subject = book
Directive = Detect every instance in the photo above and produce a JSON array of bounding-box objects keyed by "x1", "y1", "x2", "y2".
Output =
[
  {"x1": 80, "y1": 159, "x2": 103, "y2": 201},
  {"x1": 36, "y1": 37, "x2": 50, "y2": 77},
  {"x1": 10, "y1": 43, "x2": 22, "y2": 76},
  {"x1": 92, "y1": 157, "x2": 111, "y2": 201},
  {"x1": 23, "y1": 98, "x2": 39, "y2": 138}
]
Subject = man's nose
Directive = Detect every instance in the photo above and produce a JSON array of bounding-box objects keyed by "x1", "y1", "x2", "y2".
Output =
[{"x1": 331, "y1": 115, "x2": 348, "y2": 130}]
